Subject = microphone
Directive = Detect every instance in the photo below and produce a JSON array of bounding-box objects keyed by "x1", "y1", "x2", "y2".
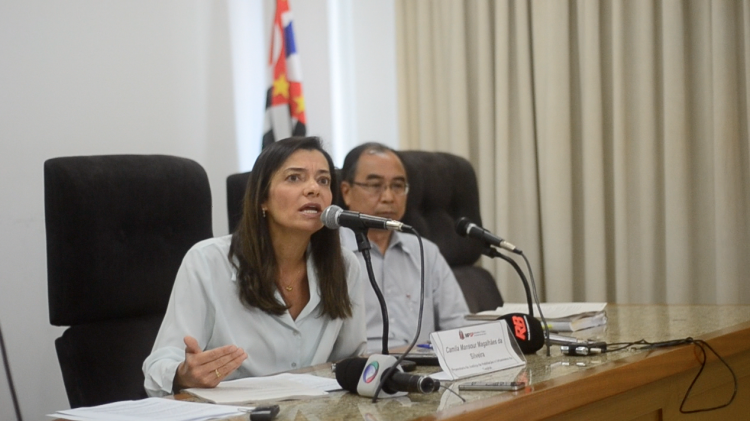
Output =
[
  {"x1": 455, "y1": 217, "x2": 521, "y2": 253},
  {"x1": 499, "y1": 313, "x2": 545, "y2": 354},
  {"x1": 335, "y1": 355, "x2": 439, "y2": 398},
  {"x1": 321, "y1": 205, "x2": 411, "y2": 232}
]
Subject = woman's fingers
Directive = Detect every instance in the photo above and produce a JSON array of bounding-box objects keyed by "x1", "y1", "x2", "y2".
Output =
[
  {"x1": 214, "y1": 347, "x2": 248, "y2": 380},
  {"x1": 183, "y1": 336, "x2": 202, "y2": 354},
  {"x1": 176, "y1": 337, "x2": 247, "y2": 389}
]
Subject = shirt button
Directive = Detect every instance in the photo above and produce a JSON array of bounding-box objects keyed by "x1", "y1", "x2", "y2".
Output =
[{"x1": 292, "y1": 362, "x2": 297, "y2": 368}]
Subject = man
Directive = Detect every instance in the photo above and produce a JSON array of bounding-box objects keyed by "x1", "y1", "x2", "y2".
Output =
[{"x1": 339, "y1": 142, "x2": 472, "y2": 351}]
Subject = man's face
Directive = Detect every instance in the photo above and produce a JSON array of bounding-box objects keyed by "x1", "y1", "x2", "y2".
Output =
[{"x1": 341, "y1": 150, "x2": 408, "y2": 221}]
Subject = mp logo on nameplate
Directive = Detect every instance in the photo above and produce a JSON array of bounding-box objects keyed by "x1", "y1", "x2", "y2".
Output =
[{"x1": 429, "y1": 320, "x2": 526, "y2": 380}]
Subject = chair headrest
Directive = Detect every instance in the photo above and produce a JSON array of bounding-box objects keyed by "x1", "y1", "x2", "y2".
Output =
[
  {"x1": 45, "y1": 155, "x2": 213, "y2": 326},
  {"x1": 397, "y1": 151, "x2": 484, "y2": 266}
]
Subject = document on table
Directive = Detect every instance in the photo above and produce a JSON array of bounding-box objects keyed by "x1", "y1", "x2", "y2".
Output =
[
  {"x1": 466, "y1": 302, "x2": 608, "y2": 332},
  {"x1": 48, "y1": 397, "x2": 246, "y2": 421},
  {"x1": 469, "y1": 302, "x2": 606, "y2": 319},
  {"x1": 184, "y1": 372, "x2": 341, "y2": 404}
]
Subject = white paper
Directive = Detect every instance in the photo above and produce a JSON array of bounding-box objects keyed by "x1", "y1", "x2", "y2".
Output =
[
  {"x1": 272, "y1": 372, "x2": 342, "y2": 392},
  {"x1": 478, "y1": 302, "x2": 607, "y2": 319},
  {"x1": 49, "y1": 398, "x2": 245, "y2": 421},
  {"x1": 428, "y1": 371, "x2": 455, "y2": 381},
  {"x1": 430, "y1": 321, "x2": 526, "y2": 380},
  {"x1": 184, "y1": 373, "x2": 335, "y2": 404}
]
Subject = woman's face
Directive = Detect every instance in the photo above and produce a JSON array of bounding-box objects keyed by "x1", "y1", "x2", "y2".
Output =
[{"x1": 263, "y1": 149, "x2": 333, "y2": 238}]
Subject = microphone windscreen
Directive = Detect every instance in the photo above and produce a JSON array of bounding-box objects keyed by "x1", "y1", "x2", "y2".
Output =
[
  {"x1": 335, "y1": 357, "x2": 368, "y2": 393},
  {"x1": 455, "y1": 217, "x2": 472, "y2": 236},
  {"x1": 321, "y1": 205, "x2": 343, "y2": 229},
  {"x1": 499, "y1": 313, "x2": 545, "y2": 354}
]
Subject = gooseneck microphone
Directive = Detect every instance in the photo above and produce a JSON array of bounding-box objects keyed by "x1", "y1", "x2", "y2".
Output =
[
  {"x1": 321, "y1": 204, "x2": 395, "y2": 354},
  {"x1": 321, "y1": 205, "x2": 411, "y2": 232},
  {"x1": 455, "y1": 217, "x2": 521, "y2": 254},
  {"x1": 335, "y1": 355, "x2": 439, "y2": 397},
  {"x1": 455, "y1": 217, "x2": 532, "y2": 315},
  {"x1": 323, "y1": 206, "x2": 429, "y2": 400},
  {"x1": 456, "y1": 217, "x2": 552, "y2": 356}
]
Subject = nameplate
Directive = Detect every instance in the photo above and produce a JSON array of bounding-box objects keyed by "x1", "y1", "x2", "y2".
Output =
[{"x1": 429, "y1": 320, "x2": 526, "y2": 380}]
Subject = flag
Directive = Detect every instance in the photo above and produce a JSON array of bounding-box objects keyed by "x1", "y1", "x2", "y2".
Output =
[{"x1": 263, "y1": 0, "x2": 306, "y2": 149}]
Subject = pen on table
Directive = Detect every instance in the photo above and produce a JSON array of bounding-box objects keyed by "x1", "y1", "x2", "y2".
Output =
[{"x1": 417, "y1": 343, "x2": 433, "y2": 350}]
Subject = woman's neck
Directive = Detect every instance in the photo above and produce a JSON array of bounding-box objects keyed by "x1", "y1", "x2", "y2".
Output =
[
  {"x1": 269, "y1": 229, "x2": 312, "y2": 320},
  {"x1": 270, "y1": 228, "x2": 310, "y2": 270},
  {"x1": 273, "y1": 240, "x2": 310, "y2": 268}
]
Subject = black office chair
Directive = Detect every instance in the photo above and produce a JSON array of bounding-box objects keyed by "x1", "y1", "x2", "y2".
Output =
[
  {"x1": 44, "y1": 155, "x2": 213, "y2": 408},
  {"x1": 226, "y1": 171, "x2": 251, "y2": 233},
  {"x1": 397, "y1": 150, "x2": 503, "y2": 312}
]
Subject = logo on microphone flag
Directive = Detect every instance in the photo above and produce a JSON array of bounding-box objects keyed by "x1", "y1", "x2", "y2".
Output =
[
  {"x1": 263, "y1": 0, "x2": 307, "y2": 149},
  {"x1": 511, "y1": 315, "x2": 528, "y2": 341},
  {"x1": 362, "y1": 361, "x2": 380, "y2": 383}
]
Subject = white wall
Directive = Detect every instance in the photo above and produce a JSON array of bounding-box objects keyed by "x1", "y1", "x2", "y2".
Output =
[
  {"x1": 350, "y1": 0, "x2": 399, "y2": 150},
  {"x1": 0, "y1": 0, "x2": 397, "y2": 420}
]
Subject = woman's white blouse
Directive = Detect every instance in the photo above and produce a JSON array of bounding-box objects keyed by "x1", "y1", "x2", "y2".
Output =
[{"x1": 142, "y1": 235, "x2": 367, "y2": 396}]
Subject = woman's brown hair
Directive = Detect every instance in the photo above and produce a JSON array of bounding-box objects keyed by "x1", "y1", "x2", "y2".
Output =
[{"x1": 229, "y1": 137, "x2": 352, "y2": 318}]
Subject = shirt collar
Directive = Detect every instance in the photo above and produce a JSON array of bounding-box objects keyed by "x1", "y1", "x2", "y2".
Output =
[
  {"x1": 341, "y1": 228, "x2": 409, "y2": 257},
  {"x1": 229, "y1": 246, "x2": 322, "y2": 321}
]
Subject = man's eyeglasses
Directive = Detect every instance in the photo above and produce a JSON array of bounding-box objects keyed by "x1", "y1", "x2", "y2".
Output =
[{"x1": 352, "y1": 181, "x2": 410, "y2": 196}]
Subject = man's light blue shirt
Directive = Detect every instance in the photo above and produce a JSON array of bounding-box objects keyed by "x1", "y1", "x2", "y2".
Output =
[{"x1": 340, "y1": 228, "x2": 471, "y2": 352}]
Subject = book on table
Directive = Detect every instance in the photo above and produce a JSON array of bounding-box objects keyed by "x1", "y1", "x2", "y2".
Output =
[{"x1": 465, "y1": 302, "x2": 608, "y2": 332}]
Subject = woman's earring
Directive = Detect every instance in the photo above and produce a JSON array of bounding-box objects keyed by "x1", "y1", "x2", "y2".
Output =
[{"x1": 262, "y1": 208, "x2": 267, "y2": 218}]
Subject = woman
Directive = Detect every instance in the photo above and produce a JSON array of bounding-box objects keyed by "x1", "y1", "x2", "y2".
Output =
[{"x1": 143, "y1": 137, "x2": 367, "y2": 396}]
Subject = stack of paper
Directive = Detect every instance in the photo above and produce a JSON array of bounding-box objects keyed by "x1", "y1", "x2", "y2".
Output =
[
  {"x1": 184, "y1": 372, "x2": 341, "y2": 404},
  {"x1": 466, "y1": 302, "x2": 607, "y2": 332},
  {"x1": 48, "y1": 397, "x2": 245, "y2": 421}
]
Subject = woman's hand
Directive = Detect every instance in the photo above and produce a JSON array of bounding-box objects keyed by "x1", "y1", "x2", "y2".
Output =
[{"x1": 173, "y1": 336, "x2": 248, "y2": 390}]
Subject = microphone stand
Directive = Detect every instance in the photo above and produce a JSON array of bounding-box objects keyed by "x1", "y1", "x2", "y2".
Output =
[
  {"x1": 372, "y1": 227, "x2": 428, "y2": 402},
  {"x1": 482, "y1": 246, "x2": 534, "y2": 316},
  {"x1": 483, "y1": 244, "x2": 551, "y2": 356},
  {"x1": 352, "y1": 228, "x2": 390, "y2": 355},
  {"x1": 1, "y1": 321, "x2": 23, "y2": 421}
]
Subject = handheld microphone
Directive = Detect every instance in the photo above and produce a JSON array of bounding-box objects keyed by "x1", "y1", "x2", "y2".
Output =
[
  {"x1": 455, "y1": 217, "x2": 520, "y2": 254},
  {"x1": 321, "y1": 205, "x2": 411, "y2": 232},
  {"x1": 499, "y1": 313, "x2": 545, "y2": 354},
  {"x1": 335, "y1": 355, "x2": 439, "y2": 397}
]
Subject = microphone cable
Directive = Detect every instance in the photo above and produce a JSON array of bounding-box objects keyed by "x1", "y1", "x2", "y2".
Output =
[
  {"x1": 574, "y1": 337, "x2": 737, "y2": 414},
  {"x1": 438, "y1": 383, "x2": 466, "y2": 402},
  {"x1": 0, "y1": 321, "x2": 23, "y2": 421},
  {"x1": 372, "y1": 227, "x2": 426, "y2": 402}
]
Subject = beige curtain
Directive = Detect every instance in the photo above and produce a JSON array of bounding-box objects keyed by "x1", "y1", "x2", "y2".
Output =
[{"x1": 396, "y1": 0, "x2": 750, "y2": 305}]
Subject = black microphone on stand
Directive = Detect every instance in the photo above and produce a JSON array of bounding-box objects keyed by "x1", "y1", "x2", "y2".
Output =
[
  {"x1": 455, "y1": 217, "x2": 521, "y2": 254},
  {"x1": 322, "y1": 205, "x2": 429, "y2": 401},
  {"x1": 321, "y1": 205, "x2": 392, "y2": 355},
  {"x1": 455, "y1": 217, "x2": 552, "y2": 356},
  {"x1": 456, "y1": 217, "x2": 533, "y2": 315},
  {"x1": 321, "y1": 205, "x2": 411, "y2": 232}
]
